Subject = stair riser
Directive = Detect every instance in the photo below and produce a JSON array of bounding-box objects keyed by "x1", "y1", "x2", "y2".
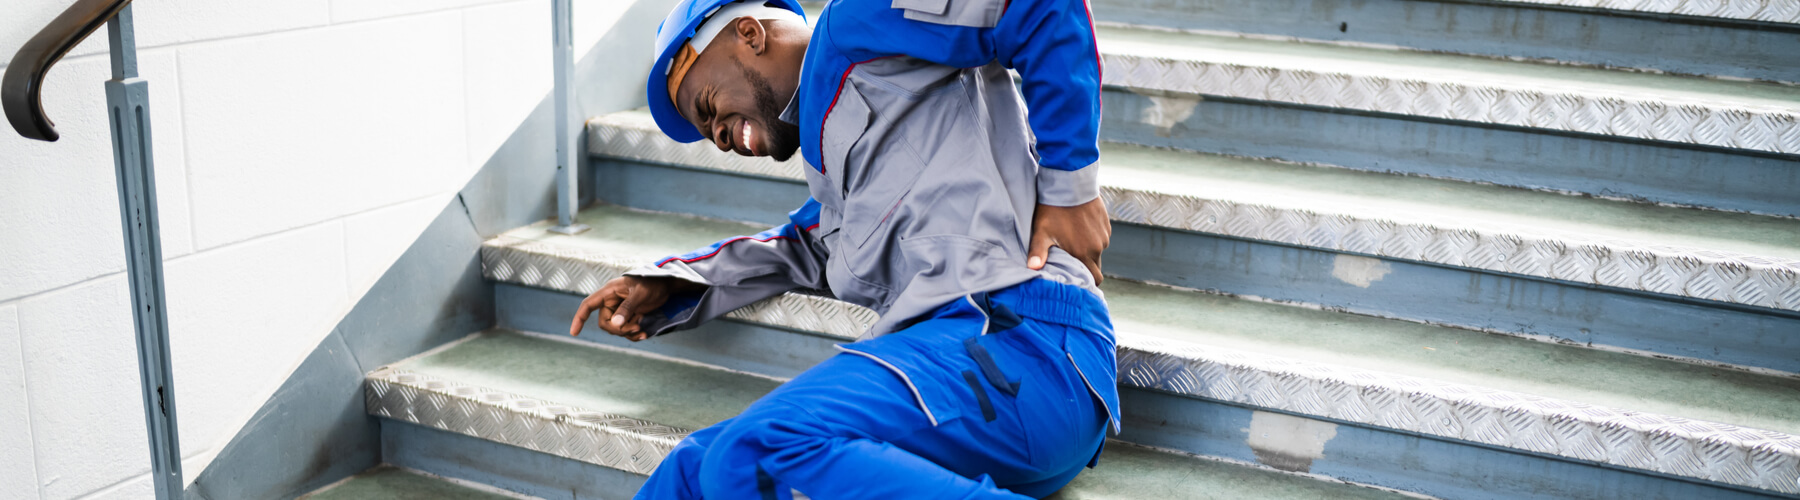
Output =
[
  {"x1": 491, "y1": 287, "x2": 1795, "y2": 498},
  {"x1": 1093, "y1": 0, "x2": 1800, "y2": 83},
  {"x1": 590, "y1": 160, "x2": 1800, "y2": 374},
  {"x1": 380, "y1": 421, "x2": 646, "y2": 500},
  {"x1": 1100, "y1": 90, "x2": 1800, "y2": 218},
  {"x1": 1118, "y1": 389, "x2": 1785, "y2": 500}
]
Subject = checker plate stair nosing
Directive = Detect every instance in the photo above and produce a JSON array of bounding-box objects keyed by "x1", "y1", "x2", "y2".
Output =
[{"x1": 365, "y1": 367, "x2": 688, "y2": 476}]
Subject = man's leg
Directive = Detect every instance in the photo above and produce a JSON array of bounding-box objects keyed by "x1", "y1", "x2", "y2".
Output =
[
  {"x1": 635, "y1": 419, "x2": 729, "y2": 500},
  {"x1": 695, "y1": 351, "x2": 1037, "y2": 499}
]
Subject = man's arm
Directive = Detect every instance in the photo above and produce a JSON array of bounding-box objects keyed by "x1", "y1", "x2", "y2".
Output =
[
  {"x1": 571, "y1": 199, "x2": 831, "y2": 341},
  {"x1": 826, "y1": 0, "x2": 1110, "y2": 281}
]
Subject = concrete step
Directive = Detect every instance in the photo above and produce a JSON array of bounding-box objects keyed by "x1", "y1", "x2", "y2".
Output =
[
  {"x1": 1096, "y1": 25, "x2": 1800, "y2": 157},
  {"x1": 586, "y1": 111, "x2": 1800, "y2": 374},
  {"x1": 477, "y1": 205, "x2": 1800, "y2": 498},
  {"x1": 1091, "y1": 29, "x2": 1800, "y2": 216},
  {"x1": 1087, "y1": 0, "x2": 1800, "y2": 83},
  {"x1": 365, "y1": 330, "x2": 1421, "y2": 500},
  {"x1": 300, "y1": 466, "x2": 527, "y2": 499}
]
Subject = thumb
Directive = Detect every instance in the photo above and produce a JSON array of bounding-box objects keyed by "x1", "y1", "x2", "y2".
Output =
[{"x1": 1026, "y1": 231, "x2": 1055, "y2": 270}]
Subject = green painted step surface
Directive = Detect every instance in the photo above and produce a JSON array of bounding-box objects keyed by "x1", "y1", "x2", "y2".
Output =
[
  {"x1": 396, "y1": 331, "x2": 779, "y2": 431},
  {"x1": 302, "y1": 467, "x2": 517, "y2": 500},
  {"x1": 498, "y1": 205, "x2": 1800, "y2": 435},
  {"x1": 1047, "y1": 443, "x2": 1409, "y2": 500},
  {"x1": 1101, "y1": 142, "x2": 1800, "y2": 261},
  {"x1": 1095, "y1": 25, "x2": 1800, "y2": 112},
  {"x1": 391, "y1": 331, "x2": 1412, "y2": 499}
]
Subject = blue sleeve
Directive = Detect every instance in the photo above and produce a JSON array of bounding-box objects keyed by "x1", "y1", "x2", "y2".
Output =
[{"x1": 824, "y1": 0, "x2": 1104, "y2": 205}]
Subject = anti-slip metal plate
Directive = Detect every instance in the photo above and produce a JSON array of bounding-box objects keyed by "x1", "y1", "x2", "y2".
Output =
[
  {"x1": 480, "y1": 230, "x2": 1800, "y2": 494},
  {"x1": 1498, "y1": 0, "x2": 1800, "y2": 24},
  {"x1": 1114, "y1": 336, "x2": 1800, "y2": 495},
  {"x1": 365, "y1": 368, "x2": 689, "y2": 475},
  {"x1": 482, "y1": 236, "x2": 875, "y2": 340},
  {"x1": 1097, "y1": 45, "x2": 1800, "y2": 157},
  {"x1": 588, "y1": 113, "x2": 1800, "y2": 313}
]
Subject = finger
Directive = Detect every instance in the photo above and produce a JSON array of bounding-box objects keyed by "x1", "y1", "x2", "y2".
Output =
[
  {"x1": 1084, "y1": 255, "x2": 1104, "y2": 286},
  {"x1": 1027, "y1": 232, "x2": 1056, "y2": 270},
  {"x1": 570, "y1": 292, "x2": 605, "y2": 336},
  {"x1": 615, "y1": 286, "x2": 649, "y2": 328},
  {"x1": 592, "y1": 290, "x2": 630, "y2": 335}
]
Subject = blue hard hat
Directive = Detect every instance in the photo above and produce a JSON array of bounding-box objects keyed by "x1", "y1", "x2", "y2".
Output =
[{"x1": 649, "y1": 0, "x2": 807, "y2": 143}]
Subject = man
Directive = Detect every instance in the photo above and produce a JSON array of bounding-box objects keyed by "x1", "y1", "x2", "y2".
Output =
[{"x1": 570, "y1": 0, "x2": 1113, "y2": 497}]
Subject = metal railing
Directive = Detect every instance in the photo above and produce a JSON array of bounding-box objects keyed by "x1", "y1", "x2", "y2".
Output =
[
  {"x1": 3, "y1": 1, "x2": 184, "y2": 499},
  {"x1": 4, "y1": 2, "x2": 591, "y2": 497}
]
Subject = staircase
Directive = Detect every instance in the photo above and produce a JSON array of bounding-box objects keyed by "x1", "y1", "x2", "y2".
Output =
[{"x1": 330, "y1": 0, "x2": 1800, "y2": 498}]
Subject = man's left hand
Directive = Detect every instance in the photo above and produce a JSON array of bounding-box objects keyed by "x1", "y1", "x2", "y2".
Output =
[{"x1": 1027, "y1": 197, "x2": 1111, "y2": 285}]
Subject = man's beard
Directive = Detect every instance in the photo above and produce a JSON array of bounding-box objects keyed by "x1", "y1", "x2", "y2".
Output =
[{"x1": 736, "y1": 57, "x2": 801, "y2": 162}]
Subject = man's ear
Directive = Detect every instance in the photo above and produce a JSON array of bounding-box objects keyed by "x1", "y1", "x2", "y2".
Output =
[{"x1": 734, "y1": 16, "x2": 767, "y2": 55}]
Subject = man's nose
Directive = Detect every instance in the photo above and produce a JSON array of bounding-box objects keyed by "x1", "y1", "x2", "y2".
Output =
[{"x1": 711, "y1": 121, "x2": 730, "y2": 152}]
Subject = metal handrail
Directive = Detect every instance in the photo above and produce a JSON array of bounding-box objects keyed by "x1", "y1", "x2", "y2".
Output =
[
  {"x1": 2, "y1": 0, "x2": 133, "y2": 142},
  {"x1": 4, "y1": 3, "x2": 184, "y2": 499}
]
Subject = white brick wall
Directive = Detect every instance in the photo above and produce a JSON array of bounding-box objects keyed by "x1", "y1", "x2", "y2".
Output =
[{"x1": 0, "y1": 0, "x2": 645, "y2": 496}]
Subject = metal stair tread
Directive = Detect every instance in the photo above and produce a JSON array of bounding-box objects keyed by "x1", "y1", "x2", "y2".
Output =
[
  {"x1": 485, "y1": 204, "x2": 1800, "y2": 436},
  {"x1": 588, "y1": 110, "x2": 1800, "y2": 312},
  {"x1": 368, "y1": 330, "x2": 1416, "y2": 499},
  {"x1": 487, "y1": 204, "x2": 1800, "y2": 442},
  {"x1": 1101, "y1": 141, "x2": 1800, "y2": 262},
  {"x1": 389, "y1": 330, "x2": 779, "y2": 431},
  {"x1": 1095, "y1": 24, "x2": 1800, "y2": 155}
]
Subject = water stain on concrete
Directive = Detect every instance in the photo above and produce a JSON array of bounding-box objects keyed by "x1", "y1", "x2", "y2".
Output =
[
  {"x1": 1331, "y1": 254, "x2": 1392, "y2": 288},
  {"x1": 1243, "y1": 411, "x2": 1339, "y2": 473}
]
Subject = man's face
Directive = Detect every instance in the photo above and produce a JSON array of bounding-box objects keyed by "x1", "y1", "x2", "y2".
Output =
[{"x1": 673, "y1": 21, "x2": 802, "y2": 162}]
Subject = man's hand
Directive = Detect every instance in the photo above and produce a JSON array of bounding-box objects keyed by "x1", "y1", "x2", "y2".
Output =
[
  {"x1": 569, "y1": 276, "x2": 697, "y2": 341},
  {"x1": 1027, "y1": 197, "x2": 1111, "y2": 285}
]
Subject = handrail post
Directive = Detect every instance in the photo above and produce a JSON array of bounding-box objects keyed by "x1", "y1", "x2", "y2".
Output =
[
  {"x1": 548, "y1": 0, "x2": 588, "y2": 235},
  {"x1": 105, "y1": 6, "x2": 184, "y2": 499}
]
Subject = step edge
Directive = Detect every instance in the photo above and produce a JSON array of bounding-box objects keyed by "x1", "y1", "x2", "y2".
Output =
[
  {"x1": 1095, "y1": 43, "x2": 1800, "y2": 156},
  {"x1": 364, "y1": 366, "x2": 689, "y2": 476},
  {"x1": 1488, "y1": 0, "x2": 1800, "y2": 26},
  {"x1": 480, "y1": 236, "x2": 1800, "y2": 495},
  {"x1": 586, "y1": 116, "x2": 1800, "y2": 314}
]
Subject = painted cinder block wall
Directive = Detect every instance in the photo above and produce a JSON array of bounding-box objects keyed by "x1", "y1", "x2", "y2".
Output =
[{"x1": 0, "y1": 1, "x2": 641, "y2": 497}]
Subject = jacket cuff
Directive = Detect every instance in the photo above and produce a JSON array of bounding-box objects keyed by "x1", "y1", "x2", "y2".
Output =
[
  {"x1": 1036, "y1": 163, "x2": 1101, "y2": 207},
  {"x1": 622, "y1": 262, "x2": 711, "y2": 335}
]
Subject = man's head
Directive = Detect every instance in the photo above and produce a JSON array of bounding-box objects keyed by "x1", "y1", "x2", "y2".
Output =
[{"x1": 649, "y1": 0, "x2": 809, "y2": 161}]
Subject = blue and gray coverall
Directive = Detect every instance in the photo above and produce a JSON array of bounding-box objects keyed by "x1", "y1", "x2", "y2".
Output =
[{"x1": 629, "y1": 0, "x2": 1116, "y2": 497}]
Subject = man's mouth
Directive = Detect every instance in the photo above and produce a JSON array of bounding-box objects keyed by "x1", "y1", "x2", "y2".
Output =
[{"x1": 740, "y1": 120, "x2": 758, "y2": 156}]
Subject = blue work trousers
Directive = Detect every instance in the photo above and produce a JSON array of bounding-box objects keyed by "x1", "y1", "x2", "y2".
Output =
[{"x1": 634, "y1": 278, "x2": 1118, "y2": 499}]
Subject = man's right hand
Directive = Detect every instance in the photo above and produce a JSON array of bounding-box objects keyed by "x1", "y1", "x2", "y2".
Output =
[{"x1": 569, "y1": 276, "x2": 694, "y2": 341}]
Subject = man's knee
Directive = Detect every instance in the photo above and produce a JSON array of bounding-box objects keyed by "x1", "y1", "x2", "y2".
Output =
[{"x1": 697, "y1": 406, "x2": 833, "y2": 497}]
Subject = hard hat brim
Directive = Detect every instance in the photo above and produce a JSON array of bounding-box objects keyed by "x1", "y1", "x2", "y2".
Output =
[{"x1": 647, "y1": 0, "x2": 806, "y2": 144}]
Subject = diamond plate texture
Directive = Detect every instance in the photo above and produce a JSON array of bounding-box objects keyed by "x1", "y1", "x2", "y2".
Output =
[
  {"x1": 483, "y1": 227, "x2": 1800, "y2": 493},
  {"x1": 587, "y1": 115, "x2": 1800, "y2": 313},
  {"x1": 1098, "y1": 49, "x2": 1800, "y2": 156},
  {"x1": 1498, "y1": 0, "x2": 1800, "y2": 24},
  {"x1": 1113, "y1": 336, "x2": 1800, "y2": 494},
  {"x1": 483, "y1": 236, "x2": 876, "y2": 340},
  {"x1": 364, "y1": 368, "x2": 689, "y2": 475},
  {"x1": 589, "y1": 112, "x2": 808, "y2": 181}
]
